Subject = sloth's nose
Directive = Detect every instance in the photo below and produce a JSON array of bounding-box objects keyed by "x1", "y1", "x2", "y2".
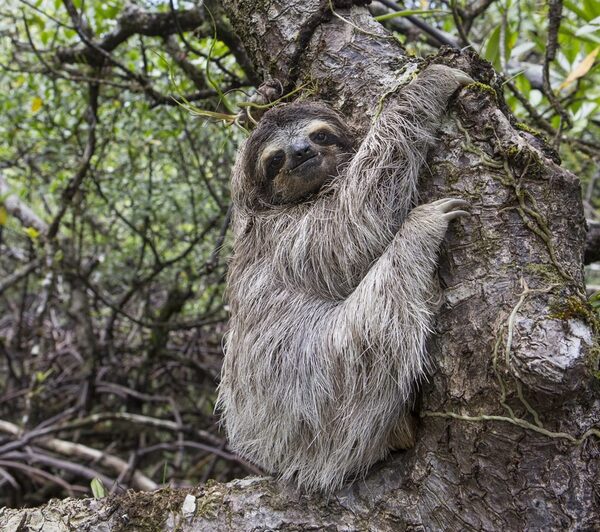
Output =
[{"x1": 292, "y1": 141, "x2": 316, "y2": 164}]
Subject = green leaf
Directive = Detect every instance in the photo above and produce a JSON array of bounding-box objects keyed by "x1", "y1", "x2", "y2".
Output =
[
  {"x1": 35, "y1": 369, "x2": 52, "y2": 383},
  {"x1": 576, "y1": 17, "x2": 600, "y2": 38},
  {"x1": 559, "y1": 25, "x2": 600, "y2": 45},
  {"x1": 24, "y1": 227, "x2": 40, "y2": 240},
  {"x1": 483, "y1": 25, "x2": 502, "y2": 69},
  {"x1": 515, "y1": 74, "x2": 532, "y2": 98},
  {"x1": 583, "y1": 0, "x2": 600, "y2": 19},
  {"x1": 90, "y1": 478, "x2": 106, "y2": 498},
  {"x1": 564, "y1": 0, "x2": 591, "y2": 21}
]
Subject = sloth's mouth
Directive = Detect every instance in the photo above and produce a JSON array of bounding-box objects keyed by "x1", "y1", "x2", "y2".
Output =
[{"x1": 291, "y1": 153, "x2": 320, "y2": 171}]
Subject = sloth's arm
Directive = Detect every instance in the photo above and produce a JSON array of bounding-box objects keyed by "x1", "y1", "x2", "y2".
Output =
[
  {"x1": 330, "y1": 199, "x2": 468, "y2": 396},
  {"x1": 336, "y1": 65, "x2": 472, "y2": 231}
]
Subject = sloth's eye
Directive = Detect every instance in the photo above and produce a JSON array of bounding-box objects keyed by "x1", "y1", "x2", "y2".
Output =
[
  {"x1": 266, "y1": 152, "x2": 285, "y2": 179},
  {"x1": 269, "y1": 153, "x2": 284, "y2": 167},
  {"x1": 311, "y1": 130, "x2": 329, "y2": 144}
]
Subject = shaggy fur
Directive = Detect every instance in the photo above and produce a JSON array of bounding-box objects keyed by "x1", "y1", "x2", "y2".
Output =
[{"x1": 218, "y1": 65, "x2": 472, "y2": 493}]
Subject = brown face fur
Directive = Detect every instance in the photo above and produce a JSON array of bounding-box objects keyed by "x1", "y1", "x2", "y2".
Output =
[{"x1": 243, "y1": 102, "x2": 354, "y2": 205}]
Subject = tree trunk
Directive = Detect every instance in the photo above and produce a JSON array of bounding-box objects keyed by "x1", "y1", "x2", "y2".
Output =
[{"x1": 2, "y1": 2, "x2": 597, "y2": 530}]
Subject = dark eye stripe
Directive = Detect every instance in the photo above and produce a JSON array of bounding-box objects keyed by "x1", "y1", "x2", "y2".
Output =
[
  {"x1": 266, "y1": 150, "x2": 285, "y2": 179},
  {"x1": 269, "y1": 152, "x2": 284, "y2": 166}
]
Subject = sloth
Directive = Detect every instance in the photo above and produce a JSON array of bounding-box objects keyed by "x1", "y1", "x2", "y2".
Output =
[{"x1": 217, "y1": 64, "x2": 472, "y2": 493}]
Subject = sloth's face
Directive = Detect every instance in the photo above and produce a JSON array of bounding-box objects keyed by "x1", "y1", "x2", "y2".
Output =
[{"x1": 258, "y1": 118, "x2": 352, "y2": 204}]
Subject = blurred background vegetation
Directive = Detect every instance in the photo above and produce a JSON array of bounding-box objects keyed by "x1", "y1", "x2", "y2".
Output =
[{"x1": 0, "y1": 0, "x2": 598, "y2": 507}]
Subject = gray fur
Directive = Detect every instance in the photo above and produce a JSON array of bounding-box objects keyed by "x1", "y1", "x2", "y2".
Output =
[{"x1": 218, "y1": 65, "x2": 472, "y2": 493}]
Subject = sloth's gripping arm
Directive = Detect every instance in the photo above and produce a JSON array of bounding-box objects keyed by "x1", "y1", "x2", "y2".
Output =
[
  {"x1": 338, "y1": 65, "x2": 471, "y2": 227},
  {"x1": 329, "y1": 198, "x2": 468, "y2": 406},
  {"x1": 321, "y1": 68, "x2": 471, "y2": 410}
]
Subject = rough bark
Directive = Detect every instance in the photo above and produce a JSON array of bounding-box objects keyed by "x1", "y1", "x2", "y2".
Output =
[{"x1": 2, "y1": 2, "x2": 598, "y2": 530}]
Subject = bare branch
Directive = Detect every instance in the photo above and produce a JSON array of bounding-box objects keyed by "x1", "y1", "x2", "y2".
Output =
[
  {"x1": 0, "y1": 174, "x2": 48, "y2": 235},
  {"x1": 0, "y1": 258, "x2": 42, "y2": 297},
  {"x1": 0, "y1": 419, "x2": 158, "y2": 491},
  {"x1": 377, "y1": 0, "x2": 459, "y2": 48},
  {"x1": 47, "y1": 80, "x2": 98, "y2": 239},
  {"x1": 56, "y1": 4, "x2": 209, "y2": 66}
]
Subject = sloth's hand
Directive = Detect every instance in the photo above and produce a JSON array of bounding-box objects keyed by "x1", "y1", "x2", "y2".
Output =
[{"x1": 399, "y1": 197, "x2": 470, "y2": 255}]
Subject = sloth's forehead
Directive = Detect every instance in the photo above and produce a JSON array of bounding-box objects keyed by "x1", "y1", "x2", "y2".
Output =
[
  {"x1": 277, "y1": 118, "x2": 333, "y2": 137},
  {"x1": 265, "y1": 119, "x2": 337, "y2": 147}
]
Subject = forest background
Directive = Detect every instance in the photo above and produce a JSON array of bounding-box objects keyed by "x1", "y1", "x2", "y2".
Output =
[{"x1": 0, "y1": 0, "x2": 599, "y2": 508}]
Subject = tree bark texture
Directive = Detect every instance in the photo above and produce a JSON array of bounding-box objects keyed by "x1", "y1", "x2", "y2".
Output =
[{"x1": 2, "y1": 2, "x2": 598, "y2": 530}]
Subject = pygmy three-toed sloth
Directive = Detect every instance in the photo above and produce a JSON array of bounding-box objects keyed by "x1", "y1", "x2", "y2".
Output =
[{"x1": 217, "y1": 64, "x2": 472, "y2": 493}]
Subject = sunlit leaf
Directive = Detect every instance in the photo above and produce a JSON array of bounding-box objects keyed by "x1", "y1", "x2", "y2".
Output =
[
  {"x1": 35, "y1": 369, "x2": 52, "y2": 382},
  {"x1": 510, "y1": 42, "x2": 536, "y2": 59},
  {"x1": 24, "y1": 227, "x2": 40, "y2": 240},
  {"x1": 529, "y1": 90, "x2": 543, "y2": 107},
  {"x1": 31, "y1": 96, "x2": 43, "y2": 113},
  {"x1": 560, "y1": 25, "x2": 600, "y2": 44},
  {"x1": 559, "y1": 46, "x2": 600, "y2": 89},
  {"x1": 576, "y1": 16, "x2": 600, "y2": 37},
  {"x1": 0, "y1": 206, "x2": 7, "y2": 226}
]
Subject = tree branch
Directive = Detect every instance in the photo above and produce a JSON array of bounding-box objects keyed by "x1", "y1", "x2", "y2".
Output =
[
  {"x1": 56, "y1": 4, "x2": 209, "y2": 66},
  {"x1": 0, "y1": 174, "x2": 48, "y2": 235},
  {"x1": 0, "y1": 258, "x2": 42, "y2": 296},
  {"x1": 0, "y1": 419, "x2": 157, "y2": 491}
]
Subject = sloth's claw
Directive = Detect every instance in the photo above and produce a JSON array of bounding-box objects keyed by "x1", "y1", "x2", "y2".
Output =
[
  {"x1": 447, "y1": 68, "x2": 474, "y2": 86},
  {"x1": 429, "y1": 197, "x2": 471, "y2": 220},
  {"x1": 444, "y1": 210, "x2": 470, "y2": 221},
  {"x1": 422, "y1": 64, "x2": 473, "y2": 89}
]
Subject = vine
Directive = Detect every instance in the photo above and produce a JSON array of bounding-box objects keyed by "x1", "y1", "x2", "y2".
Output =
[
  {"x1": 422, "y1": 112, "x2": 599, "y2": 444},
  {"x1": 423, "y1": 280, "x2": 600, "y2": 444},
  {"x1": 454, "y1": 114, "x2": 574, "y2": 283}
]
